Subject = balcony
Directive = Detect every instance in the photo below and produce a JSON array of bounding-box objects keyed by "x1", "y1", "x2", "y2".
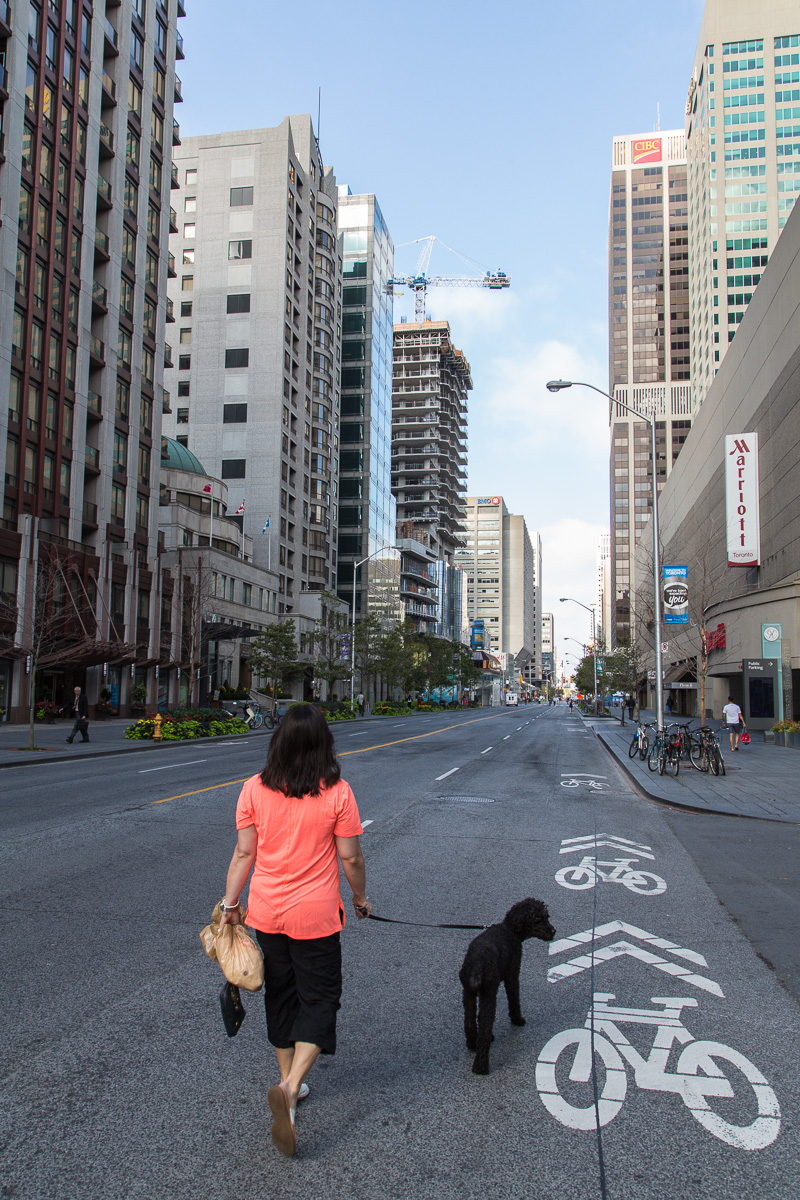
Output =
[
  {"x1": 82, "y1": 501, "x2": 98, "y2": 529},
  {"x1": 169, "y1": 206, "x2": 178, "y2": 233},
  {"x1": 164, "y1": 343, "x2": 173, "y2": 368},
  {"x1": 162, "y1": 390, "x2": 172, "y2": 414},
  {"x1": 103, "y1": 17, "x2": 119, "y2": 56},
  {"x1": 92, "y1": 281, "x2": 108, "y2": 314},
  {"x1": 87, "y1": 390, "x2": 102, "y2": 419},
  {"x1": 167, "y1": 251, "x2": 176, "y2": 277},
  {"x1": 171, "y1": 162, "x2": 179, "y2": 189},
  {"x1": 84, "y1": 445, "x2": 101, "y2": 474},
  {"x1": 172, "y1": 118, "x2": 181, "y2": 146},
  {"x1": 174, "y1": 75, "x2": 183, "y2": 103},
  {"x1": 0, "y1": 3, "x2": 11, "y2": 38},
  {"x1": 177, "y1": 0, "x2": 185, "y2": 15},
  {"x1": 165, "y1": 296, "x2": 174, "y2": 323},
  {"x1": 98, "y1": 122, "x2": 115, "y2": 158},
  {"x1": 175, "y1": 30, "x2": 185, "y2": 58},
  {"x1": 99, "y1": 73, "x2": 117, "y2": 109},
  {"x1": 0, "y1": 131, "x2": 5, "y2": 165},
  {"x1": 95, "y1": 174, "x2": 112, "y2": 211},
  {"x1": 0, "y1": 65, "x2": 9, "y2": 102},
  {"x1": 89, "y1": 335, "x2": 105, "y2": 369},
  {"x1": 94, "y1": 229, "x2": 110, "y2": 261}
]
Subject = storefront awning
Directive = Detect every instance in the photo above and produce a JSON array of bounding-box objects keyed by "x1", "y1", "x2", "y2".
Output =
[
  {"x1": 202, "y1": 623, "x2": 262, "y2": 641},
  {"x1": 663, "y1": 663, "x2": 697, "y2": 685}
]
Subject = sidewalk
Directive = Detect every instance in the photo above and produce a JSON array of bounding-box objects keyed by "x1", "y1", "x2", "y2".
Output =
[{"x1": 588, "y1": 708, "x2": 800, "y2": 823}]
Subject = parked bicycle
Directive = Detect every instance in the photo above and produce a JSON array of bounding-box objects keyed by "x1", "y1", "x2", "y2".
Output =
[
  {"x1": 647, "y1": 723, "x2": 681, "y2": 776},
  {"x1": 265, "y1": 704, "x2": 286, "y2": 731},
  {"x1": 233, "y1": 700, "x2": 264, "y2": 730},
  {"x1": 690, "y1": 726, "x2": 726, "y2": 776},
  {"x1": 628, "y1": 718, "x2": 655, "y2": 761}
]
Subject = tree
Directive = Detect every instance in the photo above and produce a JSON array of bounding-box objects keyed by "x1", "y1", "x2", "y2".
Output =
[
  {"x1": 353, "y1": 611, "x2": 383, "y2": 706},
  {"x1": 248, "y1": 619, "x2": 298, "y2": 712},
  {"x1": 178, "y1": 551, "x2": 216, "y2": 707},
  {"x1": 375, "y1": 623, "x2": 416, "y2": 699}
]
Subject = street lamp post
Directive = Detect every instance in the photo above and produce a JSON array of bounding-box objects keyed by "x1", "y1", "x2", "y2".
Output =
[
  {"x1": 560, "y1": 597, "x2": 598, "y2": 712},
  {"x1": 349, "y1": 545, "x2": 391, "y2": 712},
  {"x1": 548, "y1": 379, "x2": 664, "y2": 733}
]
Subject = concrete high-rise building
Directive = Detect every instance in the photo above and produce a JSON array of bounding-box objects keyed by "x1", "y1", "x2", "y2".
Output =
[
  {"x1": 391, "y1": 319, "x2": 469, "y2": 638},
  {"x1": 162, "y1": 117, "x2": 342, "y2": 622},
  {"x1": 541, "y1": 612, "x2": 555, "y2": 684},
  {"x1": 686, "y1": 0, "x2": 800, "y2": 404},
  {"x1": 608, "y1": 130, "x2": 693, "y2": 647},
  {"x1": 0, "y1": 0, "x2": 183, "y2": 720},
  {"x1": 336, "y1": 188, "x2": 400, "y2": 625},
  {"x1": 457, "y1": 495, "x2": 539, "y2": 676},
  {"x1": 598, "y1": 532, "x2": 612, "y2": 651}
]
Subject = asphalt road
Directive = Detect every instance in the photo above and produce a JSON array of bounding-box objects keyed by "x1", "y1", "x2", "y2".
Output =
[{"x1": 2, "y1": 705, "x2": 799, "y2": 1199}]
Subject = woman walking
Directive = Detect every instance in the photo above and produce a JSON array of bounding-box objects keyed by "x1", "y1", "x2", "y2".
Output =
[{"x1": 218, "y1": 703, "x2": 371, "y2": 1156}]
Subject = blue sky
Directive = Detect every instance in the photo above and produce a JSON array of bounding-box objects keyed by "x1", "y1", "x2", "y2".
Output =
[{"x1": 179, "y1": 0, "x2": 704, "y2": 660}]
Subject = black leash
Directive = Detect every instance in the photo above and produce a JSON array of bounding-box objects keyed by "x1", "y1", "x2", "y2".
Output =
[{"x1": 365, "y1": 914, "x2": 487, "y2": 931}]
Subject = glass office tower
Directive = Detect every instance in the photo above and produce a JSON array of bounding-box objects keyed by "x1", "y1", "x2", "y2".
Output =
[{"x1": 336, "y1": 189, "x2": 400, "y2": 623}]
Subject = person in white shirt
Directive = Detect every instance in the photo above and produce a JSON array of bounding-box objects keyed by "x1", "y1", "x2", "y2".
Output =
[{"x1": 722, "y1": 696, "x2": 746, "y2": 751}]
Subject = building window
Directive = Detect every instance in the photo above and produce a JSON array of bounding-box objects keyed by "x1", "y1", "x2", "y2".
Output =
[
  {"x1": 177, "y1": 380, "x2": 190, "y2": 397},
  {"x1": 221, "y1": 459, "x2": 246, "y2": 479},
  {"x1": 228, "y1": 239, "x2": 252, "y2": 260},
  {"x1": 227, "y1": 293, "x2": 251, "y2": 314},
  {"x1": 178, "y1": 354, "x2": 191, "y2": 370},
  {"x1": 111, "y1": 483, "x2": 126, "y2": 524},
  {"x1": 182, "y1": 275, "x2": 193, "y2": 291},
  {"x1": 182, "y1": 247, "x2": 195, "y2": 264},
  {"x1": 223, "y1": 403, "x2": 247, "y2": 423},
  {"x1": 184, "y1": 196, "x2": 196, "y2": 212},
  {"x1": 179, "y1": 328, "x2": 192, "y2": 345},
  {"x1": 176, "y1": 408, "x2": 189, "y2": 424},
  {"x1": 230, "y1": 186, "x2": 253, "y2": 206},
  {"x1": 242, "y1": 583, "x2": 252, "y2": 606},
  {"x1": 136, "y1": 493, "x2": 149, "y2": 531},
  {"x1": 225, "y1": 348, "x2": 249, "y2": 368},
  {"x1": 185, "y1": 168, "x2": 197, "y2": 186},
  {"x1": 180, "y1": 301, "x2": 193, "y2": 317},
  {"x1": 183, "y1": 222, "x2": 195, "y2": 239}
]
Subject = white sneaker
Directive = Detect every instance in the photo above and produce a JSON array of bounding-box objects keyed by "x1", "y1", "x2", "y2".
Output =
[{"x1": 298, "y1": 1083, "x2": 309, "y2": 1100}]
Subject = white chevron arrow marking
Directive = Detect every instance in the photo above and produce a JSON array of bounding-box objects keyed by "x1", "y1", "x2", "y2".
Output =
[
  {"x1": 560, "y1": 835, "x2": 654, "y2": 859},
  {"x1": 547, "y1": 921, "x2": 723, "y2": 997}
]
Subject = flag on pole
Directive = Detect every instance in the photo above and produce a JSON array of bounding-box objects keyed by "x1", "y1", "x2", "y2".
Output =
[
  {"x1": 235, "y1": 499, "x2": 245, "y2": 515},
  {"x1": 262, "y1": 518, "x2": 270, "y2": 533},
  {"x1": 202, "y1": 483, "x2": 212, "y2": 494}
]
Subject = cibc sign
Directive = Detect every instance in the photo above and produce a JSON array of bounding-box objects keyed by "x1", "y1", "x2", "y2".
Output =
[
  {"x1": 725, "y1": 433, "x2": 761, "y2": 566},
  {"x1": 632, "y1": 137, "x2": 662, "y2": 165}
]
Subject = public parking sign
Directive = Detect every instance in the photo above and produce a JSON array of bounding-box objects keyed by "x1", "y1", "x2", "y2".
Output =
[{"x1": 663, "y1": 564, "x2": 689, "y2": 625}]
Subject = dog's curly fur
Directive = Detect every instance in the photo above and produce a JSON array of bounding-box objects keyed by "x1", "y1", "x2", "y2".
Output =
[{"x1": 459, "y1": 898, "x2": 556, "y2": 1075}]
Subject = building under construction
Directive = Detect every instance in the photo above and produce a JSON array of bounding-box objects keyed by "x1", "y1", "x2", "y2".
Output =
[{"x1": 391, "y1": 320, "x2": 470, "y2": 640}]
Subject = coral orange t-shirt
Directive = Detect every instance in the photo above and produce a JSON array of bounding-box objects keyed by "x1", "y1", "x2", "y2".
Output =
[{"x1": 236, "y1": 774, "x2": 363, "y2": 939}]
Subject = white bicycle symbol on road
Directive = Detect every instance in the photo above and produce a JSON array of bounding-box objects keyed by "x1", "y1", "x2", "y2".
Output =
[
  {"x1": 536, "y1": 993, "x2": 780, "y2": 1150},
  {"x1": 555, "y1": 856, "x2": 666, "y2": 895},
  {"x1": 560, "y1": 779, "x2": 608, "y2": 791}
]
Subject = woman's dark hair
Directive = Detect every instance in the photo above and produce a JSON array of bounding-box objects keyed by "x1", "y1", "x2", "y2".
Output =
[{"x1": 260, "y1": 704, "x2": 340, "y2": 797}]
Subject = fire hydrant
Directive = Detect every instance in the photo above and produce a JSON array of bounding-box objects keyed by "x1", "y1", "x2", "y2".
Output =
[{"x1": 153, "y1": 713, "x2": 163, "y2": 740}]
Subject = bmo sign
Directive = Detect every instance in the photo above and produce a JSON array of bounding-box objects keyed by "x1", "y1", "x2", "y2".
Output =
[{"x1": 477, "y1": 496, "x2": 501, "y2": 506}]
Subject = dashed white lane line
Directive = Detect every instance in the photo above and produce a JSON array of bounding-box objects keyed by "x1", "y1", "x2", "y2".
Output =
[
  {"x1": 392, "y1": 723, "x2": 407, "y2": 727},
  {"x1": 362, "y1": 819, "x2": 373, "y2": 827},
  {"x1": 481, "y1": 747, "x2": 493, "y2": 754},
  {"x1": 139, "y1": 759, "x2": 206, "y2": 773},
  {"x1": 503, "y1": 735, "x2": 511, "y2": 740},
  {"x1": 436, "y1": 767, "x2": 459, "y2": 780},
  {"x1": 516, "y1": 726, "x2": 523, "y2": 730}
]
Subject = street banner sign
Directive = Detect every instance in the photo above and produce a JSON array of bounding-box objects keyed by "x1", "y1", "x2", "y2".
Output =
[
  {"x1": 725, "y1": 433, "x2": 761, "y2": 566},
  {"x1": 663, "y1": 565, "x2": 689, "y2": 625}
]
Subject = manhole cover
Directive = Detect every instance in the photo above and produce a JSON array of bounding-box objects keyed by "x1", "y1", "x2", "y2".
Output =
[{"x1": 443, "y1": 795, "x2": 495, "y2": 804}]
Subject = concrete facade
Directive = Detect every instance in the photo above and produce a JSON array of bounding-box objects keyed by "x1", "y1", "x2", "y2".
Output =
[
  {"x1": 162, "y1": 117, "x2": 342, "y2": 617},
  {"x1": 635, "y1": 193, "x2": 800, "y2": 722}
]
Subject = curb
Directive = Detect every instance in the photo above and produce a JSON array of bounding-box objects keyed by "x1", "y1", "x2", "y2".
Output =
[{"x1": 593, "y1": 728, "x2": 797, "y2": 824}]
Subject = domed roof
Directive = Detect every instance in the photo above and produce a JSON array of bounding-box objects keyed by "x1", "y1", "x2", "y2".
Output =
[{"x1": 161, "y1": 437, "x2": 206, "y2": 475}]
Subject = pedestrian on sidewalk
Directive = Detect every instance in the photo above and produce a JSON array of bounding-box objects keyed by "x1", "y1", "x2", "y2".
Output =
[
  {"x1": 722, "y1": 695, "x2": 746, "y2": 751},
  {"x1": 218, "y1": 703, "x2": 371, "y2": 1157},
  {"x1": 65, "y1": 687, "x2": 89, "y2": 743},
  {"x1": 356, "y1": 691, "x2": 365, "y2": 716}
]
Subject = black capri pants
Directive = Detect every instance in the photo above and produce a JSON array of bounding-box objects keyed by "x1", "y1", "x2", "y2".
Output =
[{"x1": 255, "y1": 930, "x2": 342, "y2": 1055}]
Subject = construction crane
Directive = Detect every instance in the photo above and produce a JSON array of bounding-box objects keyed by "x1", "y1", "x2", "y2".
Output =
[{"x1": 389, "y1": 235, "x2": 510, "y2": 322}]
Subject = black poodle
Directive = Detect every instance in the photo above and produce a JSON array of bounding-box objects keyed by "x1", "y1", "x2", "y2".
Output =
[{"x1": 459, "y1": 898, "x2": 556, "y2": 1075}]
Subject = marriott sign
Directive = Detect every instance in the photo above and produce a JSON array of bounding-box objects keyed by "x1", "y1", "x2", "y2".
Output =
[{"x1": 725, "y1": 433, "x2": 761, "y2": 567}]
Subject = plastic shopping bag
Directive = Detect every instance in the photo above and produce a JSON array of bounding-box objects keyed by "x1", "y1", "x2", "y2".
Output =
[
  {"x1": 200, "y1": 902, "x2": 264, "y2": 992},
  {"x1": 740, "y1": 731, "x2": 751, "y2": 744}
]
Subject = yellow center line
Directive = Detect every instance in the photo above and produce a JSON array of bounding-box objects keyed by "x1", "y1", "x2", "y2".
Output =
[{"x1": 151, "y1": 712, "x2": 513, "y2": 805}]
